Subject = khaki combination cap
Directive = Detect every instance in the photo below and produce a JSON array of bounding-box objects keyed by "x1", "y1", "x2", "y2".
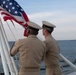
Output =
[
  {"x1": 42, "y1": 21, "x2": 56, "y2": 28},
  {"x1": 27, "y1": 21, "x2": 41, "y2": 30}
]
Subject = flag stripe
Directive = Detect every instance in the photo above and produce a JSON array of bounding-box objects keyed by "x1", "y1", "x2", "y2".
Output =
[{"x1": 0, "y1": 0, "x2": 29, "y2": 27}]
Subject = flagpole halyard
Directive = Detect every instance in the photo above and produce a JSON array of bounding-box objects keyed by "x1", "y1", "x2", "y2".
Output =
[
  {"x1": 0, "y1": 29, "x2": 10, "y2": 75},
  {"x1": 0, "y1": 18, "x2": 18, "y2": 75},
  {"x1": 6, "y1": 21, "x2": 17, "y2": 41}
]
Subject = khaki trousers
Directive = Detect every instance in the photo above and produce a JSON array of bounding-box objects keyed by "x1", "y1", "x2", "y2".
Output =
[
  {"x1": 19, "y1": 71, "x2": 40, "y2": 75},
  {"x1": 46, "y1": 67, "x2": 62, "y2": 75}
]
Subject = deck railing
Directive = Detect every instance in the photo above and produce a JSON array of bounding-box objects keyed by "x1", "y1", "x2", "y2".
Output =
[
  {"x1": 60, "y1": 54, "x2": 76, "y2": 70},
  {"x1": 0, "y1": 18, "x2": 76, "y2": 75}
]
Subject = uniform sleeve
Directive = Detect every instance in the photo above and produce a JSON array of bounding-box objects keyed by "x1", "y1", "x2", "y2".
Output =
[
  {"x1": 10, "y1": 40, "x2": 20, "y2": 56},
  {"x1": 42, "y1": 41, "x2": 46, "y2": 61}
]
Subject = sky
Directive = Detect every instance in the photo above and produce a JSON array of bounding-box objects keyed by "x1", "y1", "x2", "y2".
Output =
[{"x1": 0, "y1": 0, "x2": 76, "y2": 41}]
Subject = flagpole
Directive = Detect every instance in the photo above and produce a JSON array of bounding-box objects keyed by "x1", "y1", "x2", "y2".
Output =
[
  {"x1": 0, "y1": 18, "x2": 17, "y2": 75},
  {"x1": 0, "y1": 19, "x2": 18, "y2": 75},
  {"x1": 6, "y1": 21, "x2": 17, "y2": 40},
  {"x1": 0, "y1": 31, "x2": 10, "y2": 75}
]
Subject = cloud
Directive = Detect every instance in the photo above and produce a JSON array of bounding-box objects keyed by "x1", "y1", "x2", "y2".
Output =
[
  {"x1": 28, "y1": 11, "x2": 58, "y2": 26},
  {"x1": 27, "y1": 11, "x2": 76, "y2": 29},
  {"x1": 27, "y1": 11, "x2": 76, "y2": 40},
  {"x1": 1, "y1": 10, "x2": 76, "y2": 41},
  {"x1": 28, "y1": 12, "x2": 54, "y2": 19}
]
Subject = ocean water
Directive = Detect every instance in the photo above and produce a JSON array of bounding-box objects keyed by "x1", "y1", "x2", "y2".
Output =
[
  {"x1": 58, "y1": 40, "x2": 76, "y2": 75},
  {"x1": 0, "y1": 40, "x2": 76, "y2": 75}
]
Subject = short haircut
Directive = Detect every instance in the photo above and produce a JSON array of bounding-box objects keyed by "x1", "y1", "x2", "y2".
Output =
[
  {"x1": 42, "y1": 25, "x2": 54, "y2": 33},
  {"x1": 27, "y1": 27, "x2": 38, "y2": 35}
]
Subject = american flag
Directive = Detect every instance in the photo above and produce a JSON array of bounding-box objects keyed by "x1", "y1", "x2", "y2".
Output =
[{"x1": 0, "y1": 0, "x2": 29, "y2": 28}]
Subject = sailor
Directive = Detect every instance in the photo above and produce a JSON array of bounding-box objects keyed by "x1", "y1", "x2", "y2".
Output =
[
  {"x1": 10, "y1": 21, "x2": 45, "y2": 75},
  {"x1": 42, "y1": 21, "x2": 62, "y2": 75}
]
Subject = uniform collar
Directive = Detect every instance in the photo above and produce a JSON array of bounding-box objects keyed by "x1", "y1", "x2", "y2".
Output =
[
  {"x1": 28, "y1": 35, "x2": 37, "y2": 38},
  {"x1": 45, "y1": 35, "x2": 52, "y2": 39}
]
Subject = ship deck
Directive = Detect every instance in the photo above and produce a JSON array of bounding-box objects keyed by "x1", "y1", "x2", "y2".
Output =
[{"x1": 68, "y1": 72, "x2": 76, "y2": 75}]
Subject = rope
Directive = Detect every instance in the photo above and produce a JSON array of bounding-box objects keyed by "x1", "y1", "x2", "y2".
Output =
[{"x1": 6, "y1": 21, "x2": 17, "y2": 41}]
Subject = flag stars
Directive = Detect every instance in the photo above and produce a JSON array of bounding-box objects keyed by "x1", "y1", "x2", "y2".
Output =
[
  {"x1": 6, "y1": 5, "x2": 8, "y2": 8},
  {"x1": 3, "y1": 1, "x2": 6, "y2": 4},
  {"x1": 9, "y1": 2, "x2": 12, "y2": 5},
  {"x1": 12, "y1": 7, "x2": 15, "y2": 10},
  {"x1": 17, "y1": 5, "x2": 19, "y2": 7},
  {"x1": 0, "y1": 0, "x2": 29, "y2": 25},
  {"x1": 8, "y1": 9, "x2": 11, "y2": 12},
  {"x1": 21, "y1": 9, "x2": 23, "y2": 11},
  {"x1": 0, "y1": 0, "x2": 26, "y2": 17},
  {"x1": 15, "y1": 11, "x2": 18, "y2": 14}
]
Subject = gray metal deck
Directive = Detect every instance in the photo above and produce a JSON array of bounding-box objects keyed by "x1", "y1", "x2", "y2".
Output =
[{"x1": 68, "y1": 72, "x2": 76, "y2": 75}]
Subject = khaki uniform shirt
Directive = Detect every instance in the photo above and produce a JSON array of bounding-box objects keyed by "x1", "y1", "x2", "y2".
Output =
[
  {"x1": 44, "y1": 35, "x2": 62, "y2": 75},
  {"x1": 10, "y1": 35, "x2": 45, "y2": 75}
]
